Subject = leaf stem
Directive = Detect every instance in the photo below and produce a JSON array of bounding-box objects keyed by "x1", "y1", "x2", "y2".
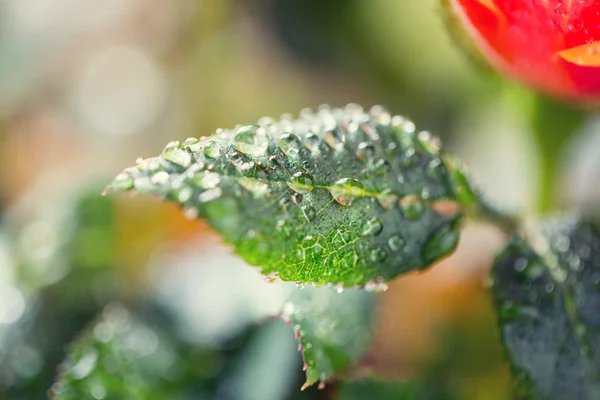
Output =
[{"x1": 529, "y1": 96, "x2": 585, "y2": 212}]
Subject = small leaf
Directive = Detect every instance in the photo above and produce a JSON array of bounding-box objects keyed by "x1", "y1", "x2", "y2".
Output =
[
  {"x1": 280, "y1": 286, "x2": 375, "y2": 390},
  {"x1": 335, "y1": 378, "x2": 463, "y2": 400},
  {"x1": 51, "y1": 304, "x2": 170, "y2": 400},
  {"x1": 108, "y1": 104, "x2": 477, "y2": 286},
  {"x1": 492, "y1": 216, "x2": 600, "y2": 399},
  {"x1": 50, "y1": 303, "x2": 226, "y2": 400}
]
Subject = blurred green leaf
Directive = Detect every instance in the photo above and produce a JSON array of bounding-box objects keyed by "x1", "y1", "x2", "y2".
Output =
[
  {"x1": 108, "y1": 104, "x2": 478, "y2": 287},
  {"x1": 492, "y1": 216, "x2": 600, "y2": 399},
  {"x1": 281, "y1": 287, "x2": 374, "y2": 389},
  {"x1": 0, "y1": 191, "x2": 120, "y2": 399},
  {"x1": 335, "y1": 377, "x2": 462, "y2": 400},
  {"x1": 50, "y1": 304, "x2": 223, "y2": 400},
  {"x1": 50, "y1": 303, "x2": 328, "y2": 400}
]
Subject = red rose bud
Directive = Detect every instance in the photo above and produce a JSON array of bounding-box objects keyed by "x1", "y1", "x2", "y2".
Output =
[{"x1": 444, "y1": 0, "x2": 600, "y2": 101}]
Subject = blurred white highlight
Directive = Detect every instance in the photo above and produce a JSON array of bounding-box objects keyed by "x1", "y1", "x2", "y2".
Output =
[{"x1": 72, "y1": 46, "x2": 166, "y2": 137}]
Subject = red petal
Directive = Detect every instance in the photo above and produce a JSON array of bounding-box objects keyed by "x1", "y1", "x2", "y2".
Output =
[
  {"x1": 452, "y1": 0, "x2": 516, "y2": 61},
  {"x1": 557, "y1": 42, "x2": 600, "y2": 67}
]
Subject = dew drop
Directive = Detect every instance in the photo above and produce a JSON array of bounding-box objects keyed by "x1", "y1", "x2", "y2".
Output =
[
  {"x1": 388, "y1": 235, "x2": 405, "y2": 251},
  {"x1": 233, "y1": 125, "x2": 269, "y2": 157},
  {"x1": 292, "y1": 192, "x2": 303, "y2": 204},
  {"x1": 237, "y1": 177, "x2": 270, "y2": 197},
  {"x1": 191, "y1": 172, "x2": 221, "y2": 189},
  {"x1": 363, "y1": 218, "x2": 383, "y2": 236},
  {"x1": 278, "y1": 133, "x2": 301, "y2": 158},
  {"x1": 288, "y1": 172, "x2": 314, "y2": 194},
  {"x1": 356, "y1": 142, "x2": 375, "y2": 163},
  {"x1": 330, "y1": 178, "x2": 364, "y2": 206},
  {"x1": 426, "y1": 159, "x2": 445, "y2": 180},
  {"x1": 370, "y1": 105, "x2": 391, "y2": 126},
  {"x1": 198, "y1": 187, "x2": 222, "y2": 203},
  {"x1": 183, "y1": 137, "x2": 201, "y2": 152},
  {"x1": 365, "y1": 278, "x2": 388, "y2": 292},
  {"x1": 178, "y1": 187, "x2": 193, "y2": 203},
  {"x1": 150, "y1": 171, "x2": 170, "y2": 185},
  {"x1": 377, "y1": 191, "x2": 398, "y2": 209},
  {"x1": 402, "y1": 148, "x2": 421, "y2": 168},
  {"x1": 417, "y1": 131, "x2": 441, "y2": 154},
  {"x1": 422, "y1": 218, "x2": 461, "y2": 264},
  {"x1": 203, "y1": 141, "x2": 220, "y2": 159},
  {"x1": 133, "y1": 176, "x2": 153, "y2": 192},
  {"x1": 323, "y1": 128, "x2": 345, "y2": 150},
  {"x1": 112, "y1": 173, "x2": 134, "y2": 190},
  {"x1": 370, "y1": 248, "x2": 387, "y2": 262},
  {"x1": 163, "y1": 141, "x2": 179, "y2": 153},
  {"x1": 183, "y1": 207, "x2": 198, "y2": 220},
  {"x1": 301, "y1": 131, "x2": 318, "y2": 150},
  {"x1": 163, "y1": 148, "x2": 192, "y2": 168},
  {"x1": 372, "y1": 159, "x2": 389, "y2": 176},
  {"x1": 399, "y1": 195, "x2": 424, "y2": 220},
  {"x1": 514, "y1": 258, "x2": 528, "y2": 273}
]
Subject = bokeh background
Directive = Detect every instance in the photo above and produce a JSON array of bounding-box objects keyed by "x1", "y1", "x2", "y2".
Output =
[{"x1": 0, "y1": 0, "x2": 597, "y2": 399}]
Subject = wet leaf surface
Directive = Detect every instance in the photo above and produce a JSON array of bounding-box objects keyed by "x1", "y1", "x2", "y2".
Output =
[
  {"x1": 108, "y1": 104, "x2": 477, "y2": 287},
  {"x1": 50, "y1": 304, "x2": 325, "y2": 400},
  {"x1": 492, "y1": 216, "x2": 600, "y2": 399},
  {"x1": 280, "y1": 286, "x2": 375, "y2": 389}
]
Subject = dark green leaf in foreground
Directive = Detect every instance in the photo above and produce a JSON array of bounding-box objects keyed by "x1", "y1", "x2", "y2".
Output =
[
  {"x1": 107, "y1": 104, "x2": 477, "y2": 287},
  {"x1": 280, "y1": 286, "x2": 375, "y2": 389},
  {"x1": 492, "y1": 216, "x2": 600, "y2": 400},
  {"x1": 335, "y1": 377, "x2": 462, "y2": 400}
]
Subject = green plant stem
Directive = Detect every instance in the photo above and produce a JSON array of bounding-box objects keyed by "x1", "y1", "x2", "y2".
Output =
[{"x1": 530, "y1": 96, "x2": 585, "y2": 212}]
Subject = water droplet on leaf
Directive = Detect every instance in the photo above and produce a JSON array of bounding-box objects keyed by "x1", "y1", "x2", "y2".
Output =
[
  {"x1": 191, "y1": 172, "x2": 221, "y2": 189},
  {"x1": 292, "y1": 192, "x2": 303, "y2": 204},
  {"x1": 363, "y1": 218, "x2": 383, "y2": 236},
  {"x1": 304, "y1": 133, "x2": 321, "y2": 152},
  {"x1": 422, "y1": 217, "x2": 460, "y2": 265},
  {"x1": 151, "y1": 171, "x2": 170, "y2": 185},
  {"x1": 365, "y1": 278, "x2": 388, "y2": 292},
  {"x1": 356, "y1": 142, "x2": 375, "y2": 163},
  {"x1": 198, "y1": 188, "x2": 222, "y2": 203},
  {"x1": 370, "y1": 248, "x2": 387, "y2": 262},
  {"x1": 399, "y1": 195, "x2": 424, "y2": 220},
  {"x1": 203, "y1": 141, "x2": 220, "y2": 159},
  {"x1": 112, "y1": 173, "x2": 134, "y2": 190},
  {"x1": 278, "y1": 133, "x2": 301, "y2": 158},
  {"x1": 388, "y1": 235, "x2": 405, "y2": 251},
  {"x1": 163, "y1": 148, "x2": 192, "y2": 168},
  {"x1": 233, "y1": 125, "x2": 269, "y2": 157},
  {"x1": 330, "y1": 178, "x2": 364, "y2": 206},
  {"x1": 323, "y1": 128, "x2": 344, "y2": 150},
  {"x1": 237, "y1": 177, "x2": 270, "y2": 197},
  {"x1": 288, "y1": 172, "x2": 314, "y2": 194}
]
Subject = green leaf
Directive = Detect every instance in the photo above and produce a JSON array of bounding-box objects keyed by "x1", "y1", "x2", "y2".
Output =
[
  {"x1": 107, "y1": 104, "x2": 476, "y2": 287},
  {"x1": 50, "y1": 303, "x2": 227, "y2": 400},
  {"x1": 280, "y1": 286, "x2": 375, "y2": 389},
  {"x1": 0, "y1": 191, "x2": 120, "y2": 399},
  {"x1": 335, "y1": 378, "x2": 462, "y2": 400},
  {"x1": 492, "y1": 216, "x2": 600, "y2": 399}
]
